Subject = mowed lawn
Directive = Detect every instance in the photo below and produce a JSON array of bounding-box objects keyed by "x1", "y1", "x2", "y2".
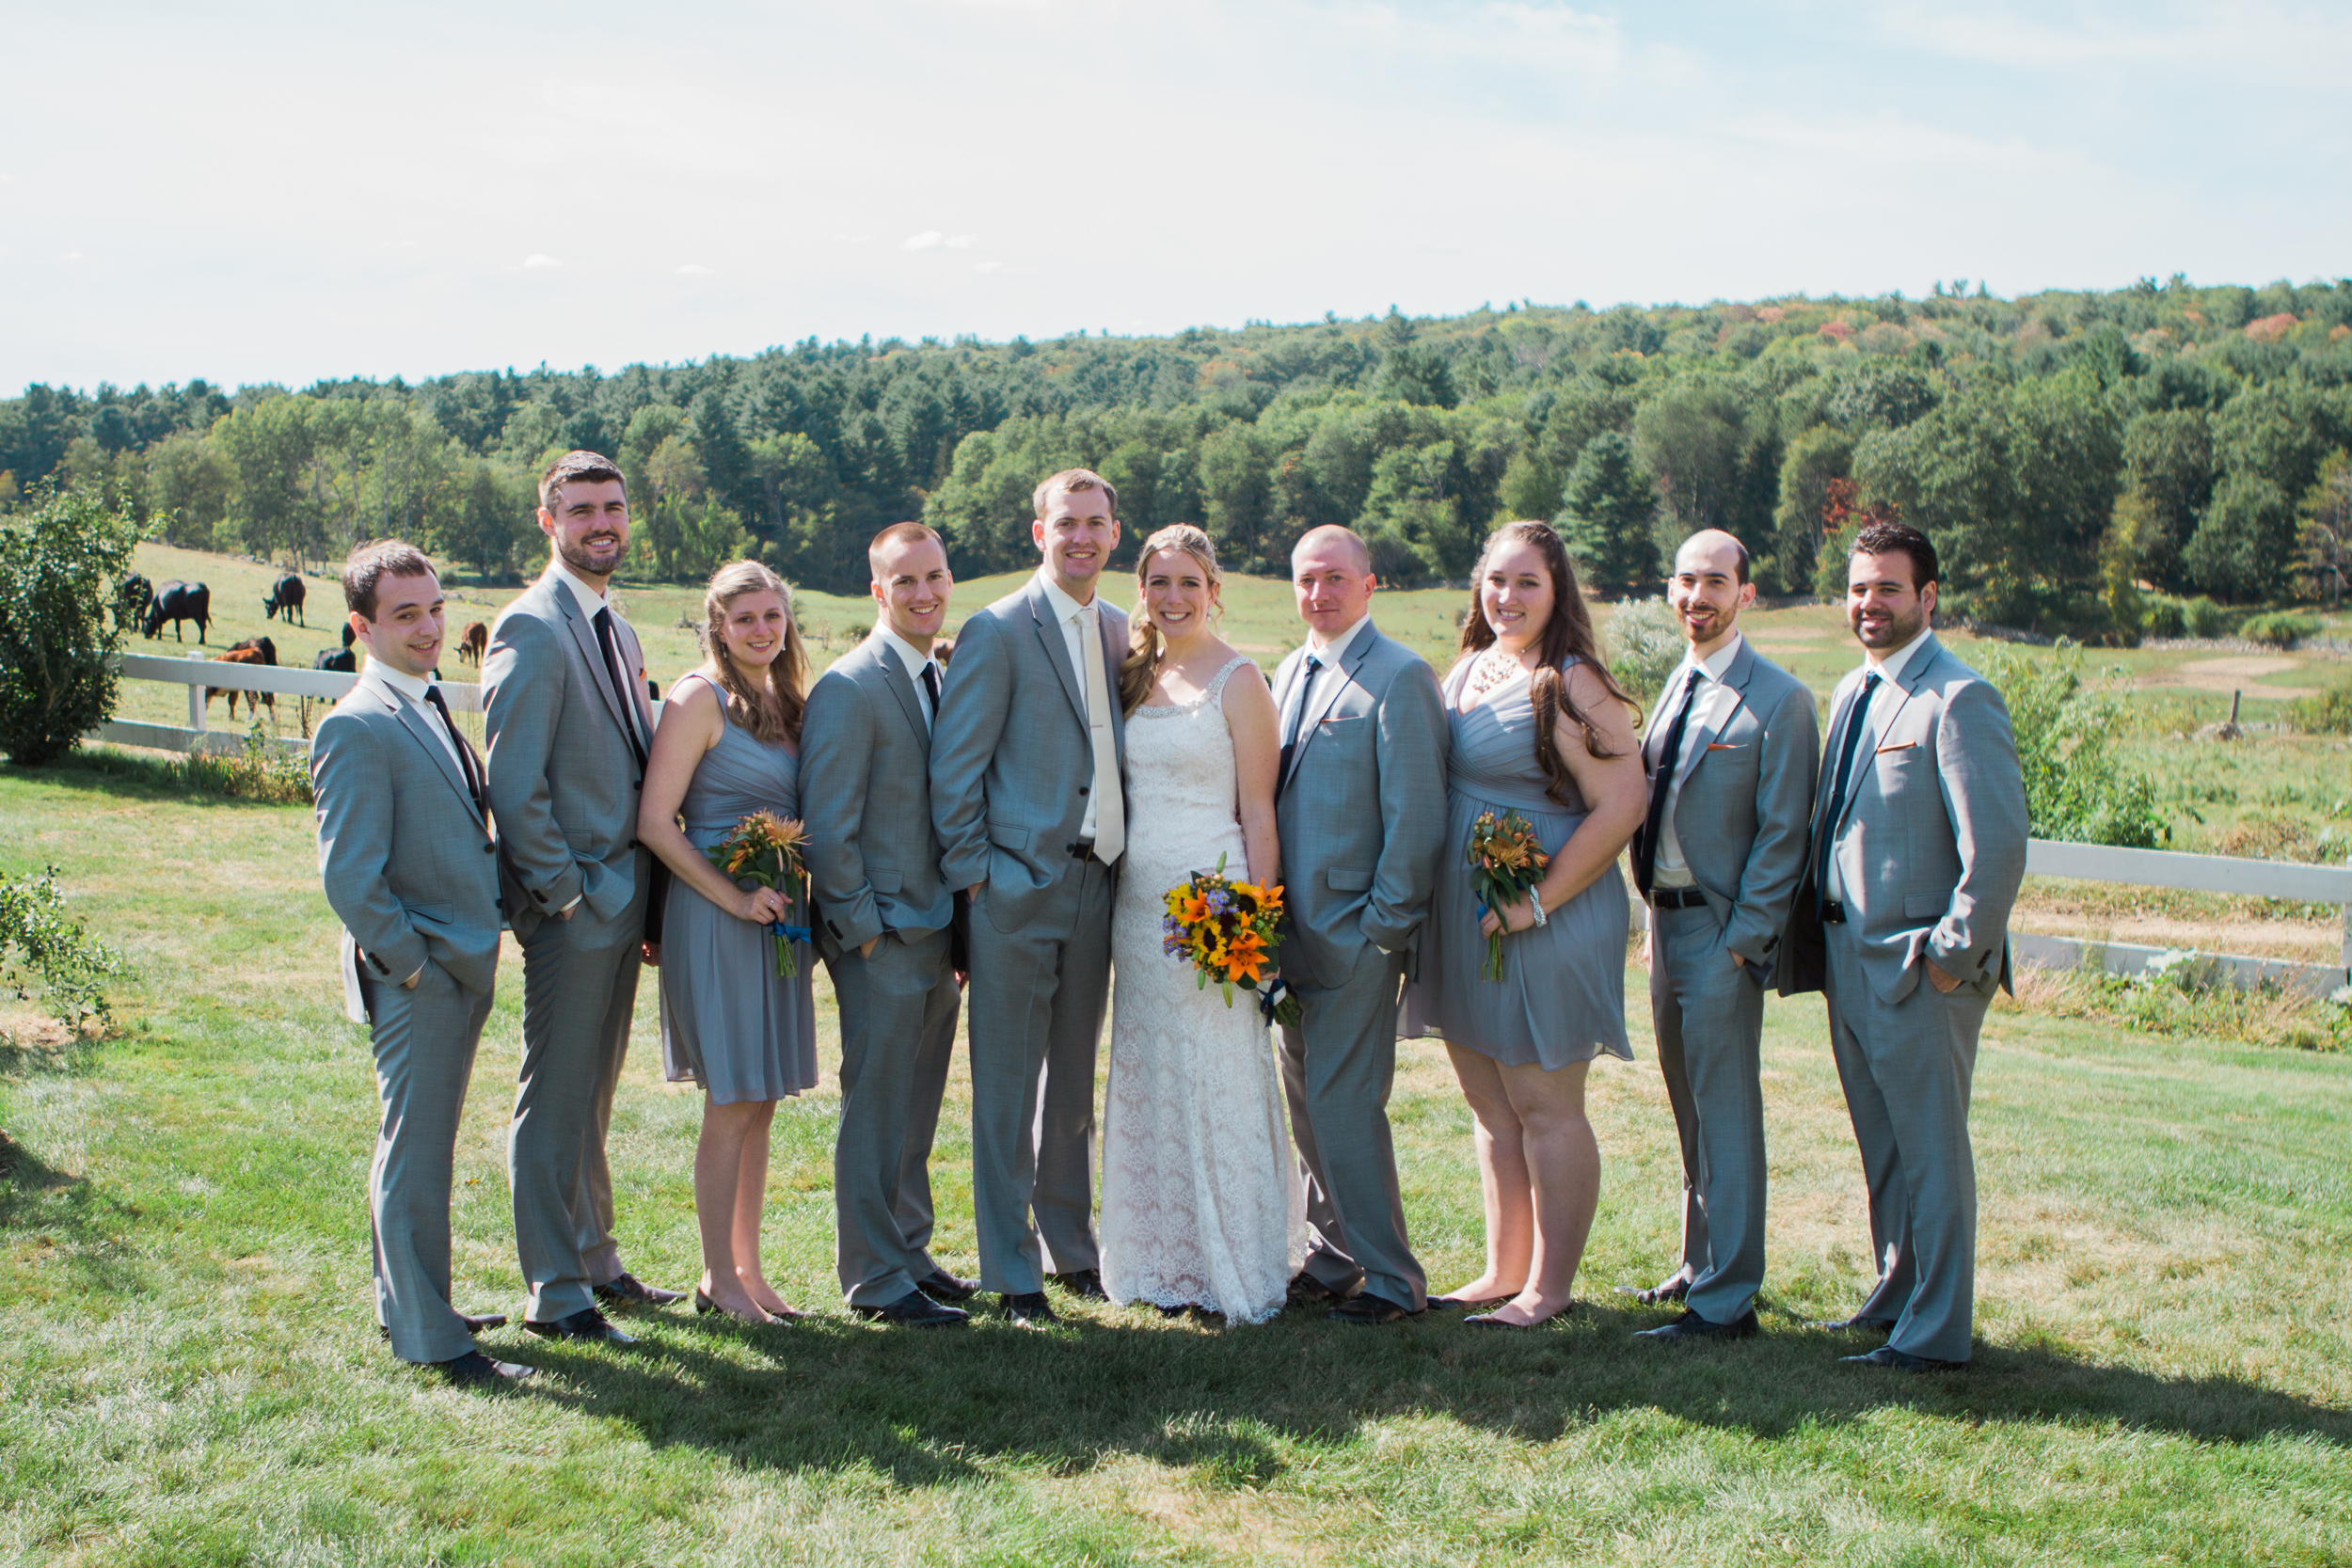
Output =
[{"x1": 5, "y1": 748, "x2": 2351, "y2": 1564}]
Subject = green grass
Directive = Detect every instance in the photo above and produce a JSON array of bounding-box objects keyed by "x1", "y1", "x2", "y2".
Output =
[{"x1": 6, "y1": 752, "x2": 2352, "y2": 1564}]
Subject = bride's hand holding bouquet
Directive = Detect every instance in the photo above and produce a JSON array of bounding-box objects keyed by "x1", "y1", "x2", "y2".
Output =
[{"x1": 706, "y1": 809, "x2": 813, "y2": 976}]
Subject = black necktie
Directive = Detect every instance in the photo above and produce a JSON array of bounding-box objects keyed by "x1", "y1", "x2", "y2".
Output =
[
  {"x1": 1634, "y1": 669, "x2": 1701, "y2": 895},
  {"x1": 592, "y1": 605, "x2": 647, "y2": 770},
  {"x1": 1813, "y1": 671, "x2": 1883, "y2": 899},
  {"x1": 423, "y1": 683, "x2": 485, "y2": 817},
  {"x1": 1279, "y1": 653, "x2": 1322, "y2": 787},
  {"x1": 920, "y1": 660, "x2": 941, "y2": 721}
]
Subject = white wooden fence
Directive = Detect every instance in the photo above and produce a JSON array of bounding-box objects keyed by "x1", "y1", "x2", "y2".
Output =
[{"x1": 90, "y1": 653, "x2": 479, "y2": 758}]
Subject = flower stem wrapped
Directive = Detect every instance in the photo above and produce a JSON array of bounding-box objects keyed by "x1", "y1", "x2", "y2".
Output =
[{"x1": 704, "y1": 810, "x2": 811, "y2": 977}]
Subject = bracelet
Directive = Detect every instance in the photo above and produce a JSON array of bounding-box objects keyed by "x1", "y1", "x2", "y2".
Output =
[{"x1": 1527, "y1": 897, "x2": 1548, "y2": 929}]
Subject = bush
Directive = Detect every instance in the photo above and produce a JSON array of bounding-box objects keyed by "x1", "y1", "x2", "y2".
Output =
[
  {"x1": 2138, "y1": 594, "x2": 2187, "y2": 639},
  {"x1": 1599, "y1": 596, "x2": 1684, "y2": 704},
  {"x1": 179, "y1": 721, "x2": 315, "y2": 804},
  {"x1": 1975, "y1": 641, "x2": 2166, "y2": 847},
  {"x1": 2238, "y1": 611, "x2": 2321, "y2": 648},
  {"x1": 0, "y1": 486, "x2": 146, "y2": 766},
  {"x1": 0, "y1": 866, "x2": 125, "y2": 1029},
  {"x1": 2183, "y1": 595, "x2": 2241, "y2": 639},
  {"x1": 2286, "y1": 676, "x2": 2352, "y2": 735}
]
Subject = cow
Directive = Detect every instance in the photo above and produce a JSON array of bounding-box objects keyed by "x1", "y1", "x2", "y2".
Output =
[
  {"x1": 263, "y1": 573, "x2": 308, "y2": 626},
  {"x1": 455, "y1": 620, "x2": 488, "y2": 666},
  {"x1": 142, "y1": 580, "x2": 211, "y2": 642},
  {"x1": 207, "y1": 637, "x2": 279, "y2": 723},
  {"x1": 120, "y1": 573, "x2": 154, "y2": 626}
]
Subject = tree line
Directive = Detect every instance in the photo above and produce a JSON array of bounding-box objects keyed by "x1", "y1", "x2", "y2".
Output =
[{"x1": 4, "y1": 274, "x2": 2348, "y2": 633}]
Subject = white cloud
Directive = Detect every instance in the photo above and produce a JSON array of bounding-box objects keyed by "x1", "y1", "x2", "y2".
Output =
[
  {"x1": 676, "y1": 262, "x2": 714, "y2": 275},
  {"x1": 520, "y1": 253, "x2": 562, "y2": 268}
]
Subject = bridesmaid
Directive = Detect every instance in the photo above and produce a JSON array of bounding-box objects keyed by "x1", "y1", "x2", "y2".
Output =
[
  {"x1": 639, "y1": 560, "x2": 819, "y2": 1324},
  {"x1": 1401, "y1": 521, "x2": 1647, "y2": 1328}
]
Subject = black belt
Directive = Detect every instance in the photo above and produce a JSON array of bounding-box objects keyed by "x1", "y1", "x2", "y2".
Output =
[
  {"x1": 1649, "y1": 888, "x2": 1708, "y2": 911},
  {"x1": 1066, "y1": 840, "x2": 1096, "y2": 862},
  {"x1": 1820, "y1": 899, "x2": 1848, "y2": 925}
]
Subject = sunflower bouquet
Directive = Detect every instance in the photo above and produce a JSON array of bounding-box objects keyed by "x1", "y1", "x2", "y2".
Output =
[
  {"x1": 705, "y1": 809, "x2": 813, "y2": 977},
  {"x1": 1466, "y1": 808, "x2": 1551, "y2": 981},
  {"x1": 1161, "y1": 852, "x2": 1301, "y2": 1028}
]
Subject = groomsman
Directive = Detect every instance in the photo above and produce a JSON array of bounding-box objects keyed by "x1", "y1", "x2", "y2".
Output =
[
  {"x1": 1272, "y1": 525, "x2": 1448, "y2": 1323},
  {"x1": 1627, "y1": 530, "x2": 1819, "y2": 1342},
  {"x1": 931, "y1": 468, "x2": 1129, "y2": 1326},
  {"x1": 803, "y1": 522, "x2": 974, "y2": 1328},
  {"x1": 484, "y1": 451, "x2": 680, "y2": 1346},
  {"x1": 1798, "y1": 521, "x2": 2027, "y2": 1371},
  {"x1": 313, "y1": 541, "x2": 527, "y2": 1386}
]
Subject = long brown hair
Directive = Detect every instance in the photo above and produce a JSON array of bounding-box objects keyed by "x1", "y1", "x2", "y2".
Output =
[
  {"x1": 701, "y1": 560, "x2": 809, "y2": 746},
  {"x1": 1455, "y1": 520, "x2": 1638, "y2": 800},
  {"x1": 1118, "y1": 524, "x2": 1222, "y2": 714}
]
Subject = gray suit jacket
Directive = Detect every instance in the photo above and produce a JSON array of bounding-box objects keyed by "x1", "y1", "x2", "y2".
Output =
[
  {"x1": 804, "y1": 632, "x2": 955, "y2": 954},
  {"x1": 1272, "y1": 624, "x2": 1450, "y2": 990},
  {"x1": 1804, "y1": 633, "x2": 2029, "y2": 1004},
  {"x1": 1636, "y1": 639, "x2": 1820, "y2": 980},
  {"x1": 930, "y1": 576, "x2": 1130, "y2": 935},
  {"x1": 483, "y1": 570, "x2": 657, "y2": 942},
  {"x1": 313, "y1": 674, "x2": 502, "y2": 999}
]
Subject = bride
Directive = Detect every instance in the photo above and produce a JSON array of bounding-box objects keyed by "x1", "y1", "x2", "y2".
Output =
[{"x1": 1099, "y1": 524, "x2": 1305, "y2": 1323}]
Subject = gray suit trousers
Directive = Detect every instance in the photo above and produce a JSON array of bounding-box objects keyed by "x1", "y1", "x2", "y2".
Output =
[
  {"x1": 1279, "y1": 942, "x2": 1424, "y2": 1308},
  {"x1": 966, "y1": 860, "x2": 1115, "y2": 1293},
  {"x1": 1823, "y1": 923, "x2": 1985, "y2": 1364},
  {"x1": 511, "y1": 895, "x2": 646, "y2": 1321},
  {"x1": 365, "y1": 959, "x2": 494, "y2": 1365},
  {"x1": 826, "y1": 927, "x2": 960, "y2": 1305},
  {"x1": 1649, "y1": 902, "x2": 1770, "y2": 1324}
]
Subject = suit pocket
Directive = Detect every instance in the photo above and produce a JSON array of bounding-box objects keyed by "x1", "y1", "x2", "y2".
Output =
[
  {"x1": 1902, "y1": 891, "x2": 1947, "y2": 920},
  {"x1": 406, "y1": 902, "x2": 455, "y2": 925},
  {"x1": 867, "y1": 865, "x2": 904, "y2": 894},
  {"x1": 984, "y1": 817, "x2": 1030, "y2": 852},
  {"x1": 1325, "y1": 866, "x2": 1374, "y2": 893}
]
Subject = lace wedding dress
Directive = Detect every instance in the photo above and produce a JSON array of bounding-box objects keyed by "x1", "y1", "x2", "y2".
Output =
[{"x1": 1100, "y1": 655, "x2": 1306, "y2": 1322}]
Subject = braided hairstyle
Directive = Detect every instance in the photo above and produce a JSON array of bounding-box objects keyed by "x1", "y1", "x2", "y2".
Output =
[
  {"x1": 700, "y1": 559, "x2": 809, "y2": 746},
  {"x1": 1117, "y1": 524, "x2": 1222, "y2": 715}
]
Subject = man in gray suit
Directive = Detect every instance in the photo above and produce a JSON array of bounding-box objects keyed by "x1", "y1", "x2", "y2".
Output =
[
  {"x1": 313, "y1": 541, "x2": 529, "y2": 1386},
  {"x1": 1797, "y1": 521, "x2": 2028, "y2": 1371},
  {"x1": 932, "y1": 468, "x2": 1129, "y2": 1327},
  {"x1": 804, "y1": 522, "x2": 974, "y2": 1328},
  {"x1": 1627, "y1": 529, "x2": 1819, "y2": 1342},
  {"x1": 484, "y1": 451, "x2": 679, "y2": 1346},
  {"x1": 1271, "y1": 525, "x2": 1449, "y2": 1324}
]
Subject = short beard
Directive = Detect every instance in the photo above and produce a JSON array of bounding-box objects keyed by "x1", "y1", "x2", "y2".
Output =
[
  {"x1": 1854, "y1": 606, "x2": 1925, "y2": 649},
  {"x1": 557, "y1": 534, "x2": 622, "y2": 579}
]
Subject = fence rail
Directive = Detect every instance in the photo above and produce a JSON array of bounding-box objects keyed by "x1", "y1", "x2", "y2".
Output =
[{"x1": 89, "y1": 654, "x2": 483, "y2": 758}]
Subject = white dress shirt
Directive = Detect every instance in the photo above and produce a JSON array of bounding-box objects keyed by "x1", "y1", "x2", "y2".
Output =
[
  {"x1": 872, "y1": 623, "x2": 941, "y2": 732},
  {"x1": 1036, "y1": 569, "x2": 1106, "y2": 843},
  {"x1": 1644, "y1": 631, "x2": 1745, "y2": 890}
]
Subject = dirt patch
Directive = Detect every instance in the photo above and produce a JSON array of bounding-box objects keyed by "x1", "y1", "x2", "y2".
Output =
[{"x1": 2139, "y1": 655, "x2": 2321, "y2": 701}]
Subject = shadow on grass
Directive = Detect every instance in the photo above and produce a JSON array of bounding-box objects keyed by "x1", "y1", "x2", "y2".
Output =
[
  {"x1": 504, "y1": 1295, "x2": 2352, "y2": 1488},
  {"x1": 0, "y1": 1132, "x2": 146, "y2": 1296},
  {"x1": 0, "y1": 751, "x2": 297, "y2": 809}
]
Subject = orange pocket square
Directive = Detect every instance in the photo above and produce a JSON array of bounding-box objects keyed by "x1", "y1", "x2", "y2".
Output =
[
  {"x1": 1875, "y1": 741, "x2": 1918, "y2": 753},
  {"x1": 1706, "y1": 742, "x2": 1742, "y2": 751}
]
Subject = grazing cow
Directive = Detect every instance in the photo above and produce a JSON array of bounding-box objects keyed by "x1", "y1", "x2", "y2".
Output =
[
  {"x1": 208, "y1": 637, "x2": 279, "y2": 722},
  {"x1": 455, "y1": 620, "x2": 488, "y2": 666},
  {"x1": 120, "y1": 573, "x2": 154, "y2": 626},
  {"x1": 142, "y1": 580, "x2": 212, "y2": 643},
  {"x1": 263, "y1": 573, "x2": 308, "y2": 626}
]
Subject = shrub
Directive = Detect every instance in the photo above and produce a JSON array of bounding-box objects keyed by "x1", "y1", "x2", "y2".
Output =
[
  {"x1": 1975, "y1": 641, "x2": 2165, "y2": 847},
  {"x1": 2138, "y1": 594, "x2": 2188, "y2": 639},
  {"x1": 2237, "y1": 610, "x2": 2321, "y2": 648},
  {"x1": 2286, "y1": 676, "x2": 2352, "y2": 735},
  {"x1": 179, "y1": 721, "x2": 315, "y2": 804},
  {"x1": 0, "y1": 486, "x2": 147, "y2": 766},
  {"x1": 1599, "y1": 596, "x2": 1684, "y2": 704},
  {"x1": 2182, "y1": 595, "x2": 2241, "y2": 639},
  {"x1": 0, "y1": 866, "x2": 124, "y2": 1029}
]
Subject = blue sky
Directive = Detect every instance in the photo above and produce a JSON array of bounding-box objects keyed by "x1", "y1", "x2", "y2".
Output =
[{"x1": 4, "y1": 0, "x2": 2344, "y2": 389}]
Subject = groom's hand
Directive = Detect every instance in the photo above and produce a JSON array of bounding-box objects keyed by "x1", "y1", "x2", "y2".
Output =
[
  {"x1": 860, "y1": 936, "x2": 879, "y2": 959},
  {"x1": 964, "y1": 883, "x2": 984, "y2": 904}
]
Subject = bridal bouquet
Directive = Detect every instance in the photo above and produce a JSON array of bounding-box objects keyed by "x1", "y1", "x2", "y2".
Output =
[
  {"x1": 706, "y1": 809, "x2": 813, "y2": 977},
  {"x1": 1161, "y1": 853, "x2": 1302, "y2": 1028},
  {"x1": 1466, "y1": 808, "x2": 1550, "y2": 981}
]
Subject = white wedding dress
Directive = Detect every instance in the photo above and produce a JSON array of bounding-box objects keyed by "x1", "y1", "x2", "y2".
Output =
[{"x1": 1101, "y1": 654, "x2": 1306, "y2": 1323}]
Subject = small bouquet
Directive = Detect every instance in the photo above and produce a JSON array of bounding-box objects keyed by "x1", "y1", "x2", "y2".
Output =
[
  {"x1": 1161, "y1": 853, "x2": 1302, "y2": 1028},
  {"x1": 705, "y1": 810, "x2": 813, "y2": 977},
  {"x1": 1467, "y1": 808, "x2": 1550, "y2": 981}
]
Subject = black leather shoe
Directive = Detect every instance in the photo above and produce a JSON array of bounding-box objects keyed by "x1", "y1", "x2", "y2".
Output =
[
  {"x1": 1637, "y1": 1308, "x2": 1760, "y2": 1342},
  {"x1": 1811, "y1": 1314, "x2": 1899, "y2": 1335},
  {"x1": 1327, "y1": 1291, "x2": 1422, "y2": 1325},
  {"x1": 1285, "y1": 1271, "x2": 1351, "y2": 1307},
  {"x1": 853, "y1": 1289, "x2": 969, "y2": 1327},
  {"x1": 918, "y1": 1269, "x2": 980, "y2": 1303},
  {"x1": 431, "y1": 1349, "x2": 535, "y2": 1386},
  {"x1": 993, "y1": 1291, "x2": 1059, "y2": 1327},
  {"x1": 1048, "y1": 1268, "x2": 1108, "y2": 1302},
  {"x1": 380, "y1": 1310, "x2": 507, "y2": 1342},
  {"x1": 523, "y1": 1307, "x2": 639, "y2": 1346},
  {"x1": 1613, "y1": 1275, "x2": 1691, "y2": 1307},
  {"x1": 1840, "y1": 1344, "x2": 1966, "y2": 1372},
  {"x1": 595, "y1": 1272, "x2": 687, "y2": 1308}
]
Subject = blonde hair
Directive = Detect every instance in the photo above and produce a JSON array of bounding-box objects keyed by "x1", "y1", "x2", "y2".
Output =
[
  {"x1": 1118, "y1": 524, "x2": 1221, "y2": 714},
  {"x1": 701, "y1": 560, "x2": 808, "y2": 747}
]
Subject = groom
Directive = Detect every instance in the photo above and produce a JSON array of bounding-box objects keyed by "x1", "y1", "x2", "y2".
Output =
[
  {"x1": 931, "y1": 467, "x2": 1129, "y2": 1327},
  {"x1": 1272, "y1": 525, "x2": 1449, "y2": 1323}
]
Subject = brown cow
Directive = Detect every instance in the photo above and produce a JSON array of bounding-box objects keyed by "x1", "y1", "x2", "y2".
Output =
[
  {"x1": 456, "y1": 621, "x2": 488, "y2": 666},
  {"x1": 207, "y1": 637, "x2": 278, "y2": 722}
]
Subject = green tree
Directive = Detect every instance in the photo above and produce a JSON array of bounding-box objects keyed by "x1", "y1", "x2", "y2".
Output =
[
  {"x1": 2184, "y1": 472, "x2": 2296, "y2": 600},
  {"x1": 144, "y1": 430, "x2": 234, "y2": 548},
  {"x1": 1554, "y1": 432, "x2": 1660, "y2": 596},
  {"x1": 0, "y1": 486, "x2": 145, "y2": 766},
  {"x1": 1772, "y1": 425, "x2": 1852, "y2": 595}
]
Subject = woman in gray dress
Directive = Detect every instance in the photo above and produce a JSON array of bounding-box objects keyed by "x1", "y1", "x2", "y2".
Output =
[
  {"x1": 1402, "y1": 521, "x2": 1647, "y2": 1327},
  {"x1": 639, "y1": 560, "x2": 818, "y2": 1324}
]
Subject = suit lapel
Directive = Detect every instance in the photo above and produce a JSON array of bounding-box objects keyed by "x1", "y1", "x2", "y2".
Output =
[
  {"x1": 872, "y1": 640, "x2": 932, "y2": 760},
  {"x1": 552, "y1": 576, "x2": 637, "y2": 742},
  {"x1": 613, "y1": 611, "x2": 656, "y2": 743},
  {"x1": 390, "y1": 696, "x2": 484, "y2": 826},
  {"x1": 1097, "y1": 605, "x2": 1128, "y2": 752},
  {"x1": 1815, "y1": 670, "x2": 1866, "y2": 839},
  {"x1": 1829, "y1": 636, "x2": 1934, "y2": 836},
  {"x1": 1672, "y1": 645, "x2": 1750, "y2": 793},
  {"x1": 1027, "y1": 583, "x2": 1089, "y2": 731},
  {"x1": 1289, "y1": 624, "x2": 1372, "y2": 777}
]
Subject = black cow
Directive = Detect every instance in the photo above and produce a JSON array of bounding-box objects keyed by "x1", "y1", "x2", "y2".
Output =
[
  {"x1": 313, "y1": 623, "x2": 358, "y2": 674},
  {"x1": 120, "y1": 573, "x2": 154, "y2": 626},
  {"x1": 263, "y1": 573, "x2": 308, "y2": 626},
  {"x1": 142, "y1": 580, "x2": 211, "y2": 642}
]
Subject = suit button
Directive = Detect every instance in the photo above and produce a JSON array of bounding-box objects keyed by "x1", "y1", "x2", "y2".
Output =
[
  {"x1": 483, "y1": 842, "x2": 495, "y2": 854},
  {"x1": 1078, "y1": 784, "x2": 1089, "y2": 795}
]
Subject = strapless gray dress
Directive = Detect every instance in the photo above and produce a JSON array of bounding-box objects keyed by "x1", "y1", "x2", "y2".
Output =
[
  {"x1": 1400, "y1": 660, "x2": 1633, "y2": 1070},
  {"x1": 658, "y1": 683, "x2": 818, "y2": 1104}
]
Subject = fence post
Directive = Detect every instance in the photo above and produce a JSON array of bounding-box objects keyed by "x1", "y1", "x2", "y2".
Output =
[{"x1": 187, "y1": 677, "x2": 205, "y2": 733}]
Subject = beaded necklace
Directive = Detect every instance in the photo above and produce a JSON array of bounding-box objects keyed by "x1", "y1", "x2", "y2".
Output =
[{"x1": 1465, "y1": 643, "x2": 1531, "y2": 701}]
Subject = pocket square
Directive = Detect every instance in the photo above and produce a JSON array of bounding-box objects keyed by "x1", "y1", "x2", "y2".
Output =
[
  {"x1": 1875, "y1": 741, "x2": 1917, "y2": 753},
  {"x1": 1706, "y1": 742, "x2": 1742, "y2": 751}
]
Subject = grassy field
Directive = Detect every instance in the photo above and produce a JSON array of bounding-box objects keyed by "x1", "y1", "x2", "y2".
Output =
[{"x1": 6, "y1": 736, "x2": 2351, "y2": 1562}]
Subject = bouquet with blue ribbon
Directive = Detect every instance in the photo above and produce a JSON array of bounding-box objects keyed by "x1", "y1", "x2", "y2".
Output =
[{"x1": 705, "y1": 810, "x2": 811, "y2": 977}]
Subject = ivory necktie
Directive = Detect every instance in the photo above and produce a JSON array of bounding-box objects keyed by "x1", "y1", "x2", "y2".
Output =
[{"x1": 1079, "y1": 605, "x2": 1124, "y2": 863}]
